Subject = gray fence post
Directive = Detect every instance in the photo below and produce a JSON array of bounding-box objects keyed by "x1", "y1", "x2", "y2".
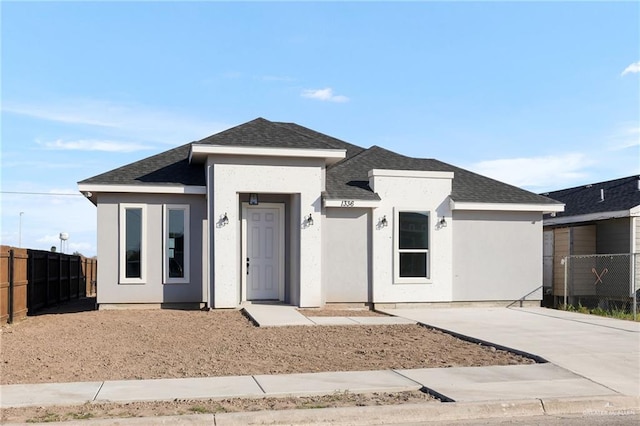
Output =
[
  {"x1": 562, "y1": 256, "x2": 568, "y2": 308},
  {"x1": 633, "y1": 253, "x2": 637, "y2": 321}
]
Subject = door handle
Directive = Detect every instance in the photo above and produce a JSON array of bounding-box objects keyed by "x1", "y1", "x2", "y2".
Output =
[{"x1": 246, "y1": 257, "x2": 250, "y2": 275}]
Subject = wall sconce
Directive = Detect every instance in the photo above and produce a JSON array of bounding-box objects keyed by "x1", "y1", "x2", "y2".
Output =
[
  {"x1": 221, "y1": 212, "x2": 229, "y2": 226},
  {"x1": 305, "y1": 214, "x2": 314, "y2": 227},
  {"x1": 438, "y1": 216, "x2": 447, "y2": 228},
  {"x1": 378, "y1": 215, "x2": 388, "y2": 228},
  {"x1": 249, "y1": 193, "x2": 259, "y2": 205}
]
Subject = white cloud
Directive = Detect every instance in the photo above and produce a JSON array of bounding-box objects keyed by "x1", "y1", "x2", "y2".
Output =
[
  {"x1": 606, "y1": 125, "x2": 640, "y2": 151},
  {"x1": 301, "y1": 88, "x2": 349, "y2": 103},
  {"x1": 2, "y1": 99, "x2": 229, "y2": 145},
  {"x1": 2, "y1": 189, "x2": 97, "y2": 255},
  {"x1": 469, "y1": 153, "x2": 594, "y2": 190},
  {"x1": 621, "y1": 61, "x2": 640, "y2": 76},
  {"x1": 37, "y1": 234, "x2": 63, "y2": 245},
  {"x1": 40, "y1": 138, "x2": 153, "y2": 153}
]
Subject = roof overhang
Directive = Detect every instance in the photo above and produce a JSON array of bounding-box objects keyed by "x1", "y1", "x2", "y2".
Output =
[
  {"x1": 368, "y1": 169, "x2": 454, "y2": 179},
  {"x1": 78, "y1": 183, "x2": 207, "y2": 204},
  {"x1": 189, "y1": 144, "x2": 346, "y2": 165},
  {"x1": 543, "y1": 206, "x2": 640, "y2": 226},
  {"x1": 450, "y1": 200, "x2": 565, "y2": 213},
  {"x1": 323, "y1": 198, "x2": 381, "y2": 208}
]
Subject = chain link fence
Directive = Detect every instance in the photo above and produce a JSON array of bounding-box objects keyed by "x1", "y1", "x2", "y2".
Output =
[{"x1": 561, "y1": 253, "x2": 638, "y2": 321}]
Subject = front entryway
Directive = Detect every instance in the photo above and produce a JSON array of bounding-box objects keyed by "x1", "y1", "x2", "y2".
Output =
[{"x1": 242, "y1": 203, "x2": 285, "y2": 301}]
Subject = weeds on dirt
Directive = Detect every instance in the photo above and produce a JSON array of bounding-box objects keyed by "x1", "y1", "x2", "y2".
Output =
[
  {"x1": 3, "y1": 391, "x2": 437, "y2": 424},
  {"x1": 25, "y1": 412, "x2": 60, "y2": 423},
  {"x1": 68, "y1": 411, "x2": 94, "y2": 420},
  {"x1": 561, "y1": 304, "x2": 639, "y2": 321}
]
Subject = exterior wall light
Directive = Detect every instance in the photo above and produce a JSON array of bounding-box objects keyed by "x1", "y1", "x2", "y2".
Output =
[
  {"x1": 249, "y1": 193, "x2": 259, "y2": 205},
  {"x1": 305, "y1": 214, "x2": 314, "y2": 227},
  {"x1": 438, "y1": 216, "x2": 447, "y2": 227},
  {"x1": 379, "y1": 215, "x2": 388, "y2": 228},
  {"x1": 221, "y1": 212, "x2": 229, "y2": 226}
]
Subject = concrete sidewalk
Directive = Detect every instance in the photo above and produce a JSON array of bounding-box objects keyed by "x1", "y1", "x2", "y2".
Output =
[
  {"x1": 381, "y1": 306, "x2": 640, "y2": 397},
  {"x1": 0, "y1": 363, "x2": 618, "y2": 409},
  {"x1": 242, "y1": 303, "x2": 415, "y2": 327}
]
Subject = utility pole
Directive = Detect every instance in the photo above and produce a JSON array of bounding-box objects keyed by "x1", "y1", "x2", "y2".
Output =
[{"x1": 18, "y1": 212, "x2": 24, "y2": 248}]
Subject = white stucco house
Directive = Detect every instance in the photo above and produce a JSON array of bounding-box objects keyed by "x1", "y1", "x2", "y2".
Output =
[{"x1": 78, "y1": 118, "x2": 564, "y2": 309}]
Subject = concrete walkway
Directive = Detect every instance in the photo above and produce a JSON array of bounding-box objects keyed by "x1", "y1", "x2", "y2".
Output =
[
  {"x1": 242, "y1": 303, "x2": 415, "y2": 327},
  {"x1": 381, "y1": 306, "x2": 640, "y2": 397},
  {"x1": 0, "y1": 363, "x2": 618, "y2": 409}
]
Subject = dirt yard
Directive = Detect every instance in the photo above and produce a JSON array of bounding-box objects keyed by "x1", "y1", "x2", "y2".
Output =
[
  {"x1": 1, "y1": 298, "x2": 533, "y2": 386},
  {"x1": 0, "y1": 298, "x2": 537, "y2": 423}
]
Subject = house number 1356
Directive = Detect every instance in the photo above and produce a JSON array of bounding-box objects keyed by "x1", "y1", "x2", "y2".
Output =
[{"x1": 341, "y1": 200, "x2": 355, "y2": 207}]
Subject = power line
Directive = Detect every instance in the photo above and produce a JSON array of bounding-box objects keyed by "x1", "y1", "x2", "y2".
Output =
[{"x1": 0, "y1": 191, "x2": 83, "y2": 196}]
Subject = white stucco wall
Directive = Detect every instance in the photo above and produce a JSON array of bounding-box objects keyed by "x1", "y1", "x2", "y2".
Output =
[
  {"x1": 207, "y1": 156, "x2": 325, "y2": 308},
  {"x1": 369, "y1": 170, "x2": 454, "y2": 303},
  {"x1": 96, "y1": 193, "x2": 206, "y2": 304},
  {"x1": 452, "y1": 210, "x2": 543, "y2": 302},
  {"x1": 322, "y1": 208, "x2": 370, "y2": 303}
]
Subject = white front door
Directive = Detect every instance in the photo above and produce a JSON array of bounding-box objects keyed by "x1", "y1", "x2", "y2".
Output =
[{"x1": 243, "y1": 204, "x2": 284, "y2": 301}]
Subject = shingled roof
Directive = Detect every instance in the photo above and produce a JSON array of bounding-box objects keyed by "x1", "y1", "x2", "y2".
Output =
[
  {"x1": 79, "y1": 117, "x2": 561, "y2": 207},
  {"x1": 541, "y1": 176, "x2": 640, "y2": 219}
]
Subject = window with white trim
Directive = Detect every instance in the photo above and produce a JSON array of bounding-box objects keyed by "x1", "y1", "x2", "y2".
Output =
[
  {"x1": 119, "y1": 204, "x2": 146, "y2": 284},
  {"x1": 164, "y1": 204, "x2": 190, "y2": 284},
  {"x1": 395, "y1": 211, "x2": 430, "y2": 282}
]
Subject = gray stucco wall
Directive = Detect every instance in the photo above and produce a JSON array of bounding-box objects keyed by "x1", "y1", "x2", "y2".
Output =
[
  {"x1": 452, "y1": 210, "x2": 543, "y2": 302},
  {"x1": 96, "y1": 193, "x2": 206, "y2": 304},
  {"x1": 322, "y1": 208, "x2": 370, "y2": 303}
]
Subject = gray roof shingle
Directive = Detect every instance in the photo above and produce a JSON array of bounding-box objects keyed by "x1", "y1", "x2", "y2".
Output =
[
  {"x1": 78, "y1": 117, "x2": 561, "y2": 207},
  {"x1": 541, "y1": 176, "x2": 640, "y2": 218},
  {"x1": 325, "y1": 146, "x2": 561, "y2": 205},
  {"x1": 78, "y1": 143, "x2": 205, "y2": 186}
]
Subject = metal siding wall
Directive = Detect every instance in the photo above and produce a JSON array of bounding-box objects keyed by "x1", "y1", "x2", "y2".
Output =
[{"x1": 596, "y1": 218, "x2": 630, "y2": 254}]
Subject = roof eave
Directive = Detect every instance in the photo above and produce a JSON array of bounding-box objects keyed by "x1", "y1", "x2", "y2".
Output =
[
  {"x1": 450, "y1": 200, "x2": 565, "y2": 213},
  {"x1": 543, "y1": 207, "x2": 640, "y2": 226},
  {"x1": 77, "y1": 183, "x2": 207, "y2": 196},
  {"x1": 190, "y1": 144, "x2": 346, "y2": 165}
]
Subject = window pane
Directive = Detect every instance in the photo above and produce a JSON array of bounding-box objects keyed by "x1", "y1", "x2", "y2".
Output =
[
  {"x1": 125, "y1": 208, "x2": 142, "y2": 278},
  {"x1": 399, "y1": 212, "x2": 428, "y2": 249},
  {"x1": 400, "y1": 252, "x2": 427, "y2": 277},
  {"x1": 168, "y1": 209, "x2": 185, "y2": 278}
]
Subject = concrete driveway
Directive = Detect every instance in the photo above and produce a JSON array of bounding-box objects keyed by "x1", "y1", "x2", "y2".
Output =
[{"x1": 381, "y1": 307, "x2": 640, "y2": 397}]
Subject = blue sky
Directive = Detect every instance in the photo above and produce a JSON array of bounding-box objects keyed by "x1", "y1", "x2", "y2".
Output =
[{"x1": 1, "y1": 1, "x2": 639, "y2": 257}]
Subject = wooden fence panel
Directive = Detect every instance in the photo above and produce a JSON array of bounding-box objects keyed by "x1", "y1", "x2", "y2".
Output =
[
  {"x1": 1, "y1": 246, "x2": 10, "y2": 323},
  {"x1": 1, "y1": 245, "x2": 97, "y2": 323},
  {"x1": 1, "y1": 246, "x2": 29, "y2": 323}
]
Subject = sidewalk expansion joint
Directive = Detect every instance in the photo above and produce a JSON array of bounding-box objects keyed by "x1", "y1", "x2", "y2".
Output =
[
  {"x1": 251, "y1": 375, "x2": 267, "y2": 395},
  {"x1": 92, "y1": 381, "x2": 105, "y2": 402},
  {"x1": 391, "y1": 369, "x2": 455, "y2": 402}
]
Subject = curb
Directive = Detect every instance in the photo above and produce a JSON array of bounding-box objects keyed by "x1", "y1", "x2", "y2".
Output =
[{"x1": 13, "y1": 395, "x2": 639, "y2": 425}]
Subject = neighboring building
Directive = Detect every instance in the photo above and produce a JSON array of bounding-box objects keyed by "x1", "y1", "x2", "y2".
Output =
[
  {"x1": 78, "y1": 118, "x2": 563, "y2": 309},
  {"x1": 541, "y1": 176, "x2": 640, "y2": 306}
]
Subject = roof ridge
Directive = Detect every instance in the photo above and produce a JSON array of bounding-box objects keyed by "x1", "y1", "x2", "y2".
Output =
[
  {"x1": 274, "y1": 121, "x2": 364, "y2": 152},
  {"x1": 326, "y1": 145, "x2": 377, "y2": 170},
  {"x1": 544, "y1": 175, "x2": 639, "y2": 195},
  {"x1": 270, "y1": 121, "x2": 334, "y2": 150}
]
